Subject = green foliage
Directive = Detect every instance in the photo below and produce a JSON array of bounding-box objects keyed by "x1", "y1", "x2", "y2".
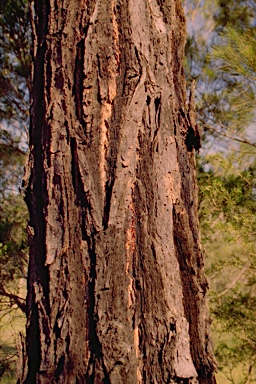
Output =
[
  {"x1": 0, "y1": 194, "x2": 28, "y2": 381},
  {"x1": 0, "y1": 0, "x2": 31, "y2": 121},
  {"x1": 185, "y1": 0, "x2": 256, "y2": 381},
  {"x1": 0, "y1": 0, "x2": 30, "y2": 380},
  {"x1": 186, "y1": 0, "x2": 256, "y2": 154},
  {"x1": 0, "y1": 0, "x2": 30, "y2": 287},
  {"x1": 198, "y1": 152, "x2": 256, "y2": 382},
  {"x1": 0, "y1": 195, "x2": 28, "y2": 288},
  {"x1": 208, "y1": 26, "x2": 256, "y2": 139},
  {"x1": 212, "y1": 27, "x2": 256, "y2": 79},
  {"x1": 214, "y1": 0, "x2": 256, "y2": 32},
  {"x1": 0, "y1": 343, "x2": 17, "y2": 381}
]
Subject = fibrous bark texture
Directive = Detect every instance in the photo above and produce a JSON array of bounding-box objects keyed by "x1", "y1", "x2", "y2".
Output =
[{"x1": 20, "y1": 0, "x2": 217, "y2": 383}]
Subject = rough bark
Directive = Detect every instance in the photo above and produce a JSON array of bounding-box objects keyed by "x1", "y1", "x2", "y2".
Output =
[{"x1": 19, "y1": 0, "x2": 217, "y2": 383}]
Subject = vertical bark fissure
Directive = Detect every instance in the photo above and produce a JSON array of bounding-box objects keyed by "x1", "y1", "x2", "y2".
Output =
[
  {"x1": 70, "y1": 134, "x2": 113, "y2": 381},
  {"x1": 85, "y1": 235, "x2": 111, "y2": 383},
  {"x1": 74, "y1": 39, "x2": 86, "y2": 125},
  {"x1": 23, "y1": 1, "x2": 51, "y2": 382}
]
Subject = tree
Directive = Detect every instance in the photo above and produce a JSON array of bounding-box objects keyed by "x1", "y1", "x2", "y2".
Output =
[{"x1": 18, "y1": 0, "x2": 218, "y2": 382}]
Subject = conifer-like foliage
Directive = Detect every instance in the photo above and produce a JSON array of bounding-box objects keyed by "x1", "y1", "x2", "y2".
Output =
[
  {"x1": 185, "y1": 0, "x2": 256, "y2": 382},
  {"x1": 204, "y1": 25, "x2": 256, "y2": 147},
  {"x1": 204, "y1": 37, "x2": 256, "y2": 384},
  {"x1": 0, "y1": 0, "x2": 31, "y2": 119},
  {"x1": 198, "y1": 152, "x2": 256, "y2": 383},
  {"x1": 0, "y1": 0, "x2": 30, "y2": 380}
]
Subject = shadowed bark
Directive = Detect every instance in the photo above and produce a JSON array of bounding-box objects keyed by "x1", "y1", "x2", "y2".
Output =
[{"x1": 18, "y1": 0, "x2": 217, "y2": 382}]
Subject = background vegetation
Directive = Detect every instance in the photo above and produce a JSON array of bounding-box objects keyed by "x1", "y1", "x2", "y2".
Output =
[
  {"x1": 0, "y1": 0, "x2": 255, "y2": 382},
  {"x1": 0, "y1": 0, "x2": 30, "y2": 381},
  {"x1": 185, "y1": 0, "x2": 256, "y2": 382}
]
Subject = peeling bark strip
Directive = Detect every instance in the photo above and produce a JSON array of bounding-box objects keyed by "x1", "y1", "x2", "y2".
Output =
[{"x1": 20, "y1": 0, "x2": 216, "y2": 383}]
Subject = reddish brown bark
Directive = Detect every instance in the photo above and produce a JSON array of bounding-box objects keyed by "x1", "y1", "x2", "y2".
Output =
[{"x1": 19, "y1": 0, "x2": 217, "y2": 382}]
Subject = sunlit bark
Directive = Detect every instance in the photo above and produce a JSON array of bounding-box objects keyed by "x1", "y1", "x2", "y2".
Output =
[{"x1": 18, "y1": 0, "x2": 217, "y2": 382}]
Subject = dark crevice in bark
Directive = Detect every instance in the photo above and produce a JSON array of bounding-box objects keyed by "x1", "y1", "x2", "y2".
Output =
[
  {"x1": 70, "y1": 137, "x2": 90, "y2": 241},
  {"x1": 74, "y1": 39, "x2": 85, "y2": 124},
  {"x1": 34, "y1": 1, "x2": 49, "y2": 45},
  {"x1": 55, "y1": 355, "x2": 65, "y2": 381},
  {"x1": 23, "y1": 2, "x2": 52, "y2": 381},
  {"x1": 85, "y1": 235, "x2": 111, "y2": 383},
  {"x1": 23, "y1": 302, "x2": 40, "y2": 384},
  {"x1": 185, "y1": 126, "x2": 201, "y2": 152},
  {"x1": 29, "y1": 73, "x2": 50, "y2": 310},
  {"x1": 70, "y1": 132, "x2": 110, "y2": 376},
  {"x1": 45, "y1": 49, "x2": 53, "y2": 108},
  {"x1": 96, "y1": 54, "x2": 103, "y2": 105},
  {"x1": 70, "y1": 137, "x2": 80, "y2": 202},
  {"x1": 103, "y1": 178, "x2": 114, "y2": 230},
  {"x1": 154, "y1": 95, "x2": 161, "y2": 129}
]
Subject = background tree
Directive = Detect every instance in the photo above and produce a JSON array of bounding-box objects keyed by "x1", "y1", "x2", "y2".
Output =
[
  {"x1": 18, "y1": 0, "x2": 217, "y2": 382},
  {"x1": 201, "y1": 26, "x2": 256, "y2": 383},
  {"x1": 184, "y1": 0, "x2": 256, "y2": 382},
  {"x1": 0, "y1": 0, "x2": 30, "y2": 380},
  {"x1": 199, "y1": 152, "x2": 256, "y2": 384}
]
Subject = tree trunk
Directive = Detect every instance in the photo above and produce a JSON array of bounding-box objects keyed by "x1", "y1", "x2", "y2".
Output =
[{"x1": 19, "y1": 0, "x2": 217, "y2": 382}]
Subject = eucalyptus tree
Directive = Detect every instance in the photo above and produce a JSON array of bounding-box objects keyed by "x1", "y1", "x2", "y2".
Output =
[{"x1": 17, "y1": 0, "x2": 217, "y2": 383}]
